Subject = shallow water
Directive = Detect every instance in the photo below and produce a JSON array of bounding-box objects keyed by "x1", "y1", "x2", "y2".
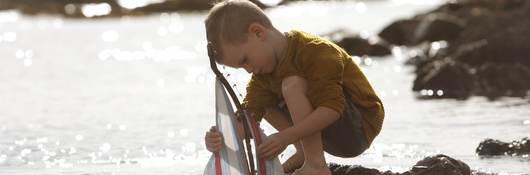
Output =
[{"x1": 1, "y1": 1, "x2": 529, "y2": 174}]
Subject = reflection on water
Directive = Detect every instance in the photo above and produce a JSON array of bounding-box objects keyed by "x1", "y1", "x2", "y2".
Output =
[{"x1": 0, "y1": 1, "x2": 529, "y2": 175}]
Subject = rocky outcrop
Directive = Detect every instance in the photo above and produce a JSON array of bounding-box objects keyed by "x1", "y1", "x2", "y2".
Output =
[
  {"x1": 381, "y1": 0, "x2": 530, "y2": 99},
  {"x1": 476, "y1": 137, "x2": 530, "y2": 156},
  {"x1": 329, "y1": 154, "x2": 473, "y2": 175},
  {"x1": 323, "y1": 29, "x2": 391, "y2": 57}
]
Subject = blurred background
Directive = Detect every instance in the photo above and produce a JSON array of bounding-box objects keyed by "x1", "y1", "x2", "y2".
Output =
[{"x1": 0, "y1": 0, "x2": 529, "y2": 174}]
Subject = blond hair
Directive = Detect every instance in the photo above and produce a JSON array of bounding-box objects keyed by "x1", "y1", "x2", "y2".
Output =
[{"x1": 204, "y1": 0, "x2": 274, "y2": 62}]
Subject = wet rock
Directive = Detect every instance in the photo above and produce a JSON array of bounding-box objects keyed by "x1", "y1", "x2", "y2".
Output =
[
  {"x1": 406, "y1": 154, "x2": 471, "y2": 175},
  {"x1": 412, "y1": 13, "x2": 465, "y2": 44},
  {"x1": 385, "y1": 0, "x2": 530, "y2": 99},
  {"x1": 329, "y1": 154, "x2": 472, "y2": 175},
  {"x1": 476, "y1": 137, "x2": 530, "y2": 156},
  {"x1": 476, "y1": 63, "x2": 530, "y2": 99},
  {"x1": 323, "y1": 29, "x2": 391, "y2": 57},
  {"x1": 378, "y1": 19, "x2": 420, "y2": 46},
  {"x1": 412, "y1": 58, "x2": 475, "y2": 99},
  {"x1": 329, "y1": 164, "x2": 387, "y2": 175}
]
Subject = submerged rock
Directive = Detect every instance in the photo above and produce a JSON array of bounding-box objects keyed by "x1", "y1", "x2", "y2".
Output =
[{"x1": 476, "y1": 137, "x2": 530, "y2": 156}]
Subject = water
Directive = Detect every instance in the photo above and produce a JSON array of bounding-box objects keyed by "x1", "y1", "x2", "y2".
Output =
[{"x1": 1, "y1": 1, "x2": 529, "y2": 174}]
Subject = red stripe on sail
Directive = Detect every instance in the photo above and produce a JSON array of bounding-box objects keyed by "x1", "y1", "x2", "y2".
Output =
[{"x1": 215, "y1": 152, "x2": 222, "y2": 175}]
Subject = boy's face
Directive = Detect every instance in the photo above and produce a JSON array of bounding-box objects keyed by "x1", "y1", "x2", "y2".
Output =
[{"x1": 219, "y1": 23, "x2": 276, "y2": 75}]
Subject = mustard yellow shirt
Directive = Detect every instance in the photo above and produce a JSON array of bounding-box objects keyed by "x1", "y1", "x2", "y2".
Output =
[{"x1": 241, "y1": 30, "x2": 384, "y2": 144}]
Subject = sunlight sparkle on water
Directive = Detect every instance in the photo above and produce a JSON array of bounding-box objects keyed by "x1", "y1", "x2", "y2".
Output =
[
  {"x1": 81, "y1": 3, "x2": 112, "y2": 18},
  {"x1": 75, "y1": 135, "x2": 84, "y2": 141},
  {"x1": 118, "y1": 0, "x2": 163, "y2": 9}
]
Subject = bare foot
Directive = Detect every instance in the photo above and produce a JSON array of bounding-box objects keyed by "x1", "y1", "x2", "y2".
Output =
[
  {"x1": 282, "y1": 152, "x2": 304, "y2": 173},
  {"x1": 291, "y1": 163, "x2": 331, "y2": 175}
]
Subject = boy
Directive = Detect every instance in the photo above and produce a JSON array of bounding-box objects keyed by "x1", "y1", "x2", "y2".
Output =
[{"x1": 203, "y1": 0, "x2": 384, "y2": 174}]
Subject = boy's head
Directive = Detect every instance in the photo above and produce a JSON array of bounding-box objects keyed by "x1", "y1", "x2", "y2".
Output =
[{"x1": 205, "y1": 0, "x2": 280, "y2": 74}]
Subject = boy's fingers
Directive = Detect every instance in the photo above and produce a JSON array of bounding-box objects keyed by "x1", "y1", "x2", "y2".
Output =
[
  {"x1": 258, "y1": 143, "x2": 275, "y2": 158},
  {"x1": 261, "y1": 147, "x2": 278, "y2": 160}
]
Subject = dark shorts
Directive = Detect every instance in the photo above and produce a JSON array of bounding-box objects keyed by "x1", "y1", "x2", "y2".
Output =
[{"x1": 279, "y1": 89, "x2": 369, "y2": 158}]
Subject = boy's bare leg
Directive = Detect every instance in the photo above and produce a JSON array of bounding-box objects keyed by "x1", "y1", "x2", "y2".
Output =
[
  {"x1": 263, "y1": 108, "x2": 305, "y2": 173},
  {"x1": 282, "y1": 77, "x2": 331, "y2": 175}
]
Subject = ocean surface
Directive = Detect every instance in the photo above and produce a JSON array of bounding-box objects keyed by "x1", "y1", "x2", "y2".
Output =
[{"x1": 1, "y1": 1, "x2": 529, "y2": 174}]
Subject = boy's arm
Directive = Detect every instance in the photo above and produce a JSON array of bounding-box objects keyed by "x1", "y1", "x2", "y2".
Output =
[{"x1": 240, "y1": 74, "x2": 279, "y2": 121}]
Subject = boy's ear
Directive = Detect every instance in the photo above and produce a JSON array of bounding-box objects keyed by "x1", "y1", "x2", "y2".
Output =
[{"x1": 248, "y1": 23, "x2": 266, "y2": 40}]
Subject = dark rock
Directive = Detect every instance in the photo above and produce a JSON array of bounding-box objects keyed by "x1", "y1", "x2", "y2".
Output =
[
  {"x1": 323, "y1": 29, "x2": 391, "y2": 57},
  {"x1": 378, "y1": 19, "x2": 420, "y2": 46},
  {"x1": 329, "y1": 163, "x2": 385, "y2": 175},
  {"x1": 412, "y1": 13, "x2": 465, "y2": 44},
  {"x1": 406, "y1": 154, "x2": 471, "y2": 175},
  {"x1": 388, "y1": 0, "x2": 530, "y2": 99},
  {"x1": 476, "y1": 63, "x2": 530, "y2": 99},
  {"x1": 329, "y1": 154, "x2": 473, "y2": 175},
  {"x1": 476, "y1": 137, "x2": 530, "y2": 156},
  {"x1": 412, "y1": 58, "x2": 475, "y2": 99},
  {"x1": 476, "y1": 139, "x2": 512, "y2": 156}
]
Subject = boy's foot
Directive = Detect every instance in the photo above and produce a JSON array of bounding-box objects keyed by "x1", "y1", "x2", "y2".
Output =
[
  {"x1": 282, "y1": 152, "x2": 304, "y2": 173},
  {"x1": 291, "y1": 163, "x2": 331, "y2": 175}
]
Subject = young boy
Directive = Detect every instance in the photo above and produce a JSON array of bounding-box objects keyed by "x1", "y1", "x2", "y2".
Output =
[{"x1": 203, "y1": 0, "x2": 384, "y2": 174}]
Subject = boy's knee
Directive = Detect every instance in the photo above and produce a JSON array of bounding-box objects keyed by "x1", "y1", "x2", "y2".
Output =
[{"x1": 281, "y1": 76, "x2": 308, "y2": 97}]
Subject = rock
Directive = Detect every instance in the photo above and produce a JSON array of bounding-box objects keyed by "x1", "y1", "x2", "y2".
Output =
[
  {"x1": 390, "y1": 0, "x2": 530, "y2": 99},
  {"x1": 329, "y1": 163, "x2": 387, "y2": 175},
  {"x1": 412, "y1": 13, "x2": 465, "y2": 44},
  {"x1": 329, "y1": 154, "x2": 473, "y2": 175},
  {"x1": 412, "y1": 58, "x2": 475, "y2": 99},
  {"x1": 406, "y1": 154, "x2": 471, "y2": 175},
  {"x1": 378, "y1": 19, "x2": 420, "y2": 46},
  {"x1": 476, "y1": 63, "x2": 530, "y2": 99},
  {"x1": 323, "y1": 29, "x2": 391, "y2": 57},
  {"x1": 476, "y1": 137, "x2": 530, "y2": 156}
]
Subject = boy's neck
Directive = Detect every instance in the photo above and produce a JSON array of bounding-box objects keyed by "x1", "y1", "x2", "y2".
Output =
[{"x1": 271, "y1": 29, "x2": 289, "y2": 66}]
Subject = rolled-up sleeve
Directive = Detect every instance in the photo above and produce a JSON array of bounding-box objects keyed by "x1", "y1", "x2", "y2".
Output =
[{"x1": 299, "y1": 43, "x2": 345, "y2": 114}]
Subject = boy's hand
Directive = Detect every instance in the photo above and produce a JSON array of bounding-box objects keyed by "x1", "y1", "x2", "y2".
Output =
[
  {"x1": 257, "y1": 133, "x2": 287, "y2": 160},
  {"x1": 205, "y1": 126, "x2": 223, "y2": 153}
]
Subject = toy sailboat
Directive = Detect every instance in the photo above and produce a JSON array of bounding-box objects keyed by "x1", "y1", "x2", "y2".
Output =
[
  {"x1": 204, "y1": 41, "x2": 285, "y2": 175},
  {"x1": 203, "y1": 79, "x2": 285, "y2": 175}
]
